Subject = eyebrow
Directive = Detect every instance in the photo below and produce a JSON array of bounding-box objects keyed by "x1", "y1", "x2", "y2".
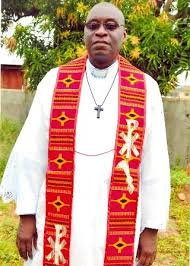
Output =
[{"x1": 86, "y1": 18, "x2": 119, "y2": 23}]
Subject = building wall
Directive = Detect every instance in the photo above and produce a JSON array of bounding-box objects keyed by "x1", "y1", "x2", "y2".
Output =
[
  {"x1": 163, "y1": 97, "x2": 190, "y2": 167},
  {"x1": 1, "y1": 65, "x2": 24, "y2": 90},
  {"x1": 1, "y1": 89, "x2": 34, "y2": 122},
  {"x1": 1, "y1": 89, "x2": 190, "y2": 167}
]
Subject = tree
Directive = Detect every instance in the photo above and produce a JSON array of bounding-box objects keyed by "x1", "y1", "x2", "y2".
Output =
[{"x1": 2, "y1": 0, "x2": 190, "y2": 94}]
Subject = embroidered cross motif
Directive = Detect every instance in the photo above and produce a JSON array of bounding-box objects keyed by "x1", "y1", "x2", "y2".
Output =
[
  {"x1": 125, "y1": 73, "x2": 140, "y2": 85},
  {"x1": 46, "y1": 224, "x2": 67, "y2": 265},
  {"x1": 112, "y1": 193, "x2": 136, "y2": 209},
  {"x1": 119, "y1": 119, "x2": 139, "y2": 159},
  {"x1": 117, "y1": 119, "x2": 140, "y2": 194},
  {"x1": 50, "y1": 154, "x2": 72, "y2": 169},
  {"x1": 48, "y1": 196, "x2": 70, "y2": 212},
  {"x1": 59, "y1": 74, "x2": 76, "y2": 88},
  {"x1": 126, "y1": 108, "x2": 140, "y2": 120},
  {"x1": 110, "y1": 237, "x2": 132, "y2": 254},
  {"x1": 117, "y1": 160, "x2": 134, "y2": 194},
  {"x1": 52, "y1": 112, "x2": 70, "y2": 127}
]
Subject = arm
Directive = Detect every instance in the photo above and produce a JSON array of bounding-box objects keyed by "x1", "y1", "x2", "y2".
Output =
[{"x1": 137, "y1": 75, "x2": 171, "y2": 266}]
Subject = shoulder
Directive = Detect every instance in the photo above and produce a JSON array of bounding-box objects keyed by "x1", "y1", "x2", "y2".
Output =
[
  {"x1": 144, "y1": 73, "x2": 159, "y2": 89},
  {"x1": 30, "y1": 67, "x2": 59, "y2": 109},
  {"x1": 144, "y1": 73, "x2": 164, "y2": 112},
  {"x1": 38, "y1": 67, "x2": 59, "y2": 91},
  {"x1": 144, "y1": 73, "x2": 162, "y2": 99},
  {"x1": 38, "y1": 56, "x2": 86, "y2": 91},
  {"x1": 119, "y1": 56, "x2": 159, "y2": 93}
]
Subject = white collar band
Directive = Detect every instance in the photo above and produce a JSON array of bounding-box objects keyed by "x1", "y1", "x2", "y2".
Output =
[{"x1": 87, "y1": 59, "x2": 117, "y2": 79}]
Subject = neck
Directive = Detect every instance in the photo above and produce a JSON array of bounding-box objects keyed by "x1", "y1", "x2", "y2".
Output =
[{"x1": 89, "y1": 56, "x2": 117, "y2": 69}]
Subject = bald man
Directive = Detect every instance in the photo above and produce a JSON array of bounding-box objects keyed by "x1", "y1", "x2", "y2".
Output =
[{"x1": 0, "y1": 2, "x2": 170, "y2": 266}]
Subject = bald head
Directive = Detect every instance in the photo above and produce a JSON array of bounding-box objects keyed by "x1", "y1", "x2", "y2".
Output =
[{"x1": 86, "y1": 2, "x2": 125, "y2": 26}]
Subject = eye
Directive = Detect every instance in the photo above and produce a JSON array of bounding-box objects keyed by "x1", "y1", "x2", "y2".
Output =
[
  {"x1": 105, "y1": 22, "x2": 118, "y2": 31},
  {"x1": 86, "y1": 22, "x2": 100, "y2": 31}
]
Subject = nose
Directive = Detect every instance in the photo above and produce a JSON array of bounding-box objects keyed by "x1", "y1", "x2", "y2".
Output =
[{"x1": 95, "y1": 24, "x2": 108, "y2": 36}]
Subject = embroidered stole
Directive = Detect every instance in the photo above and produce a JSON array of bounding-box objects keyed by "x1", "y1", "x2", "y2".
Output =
[{"x1": 43, "y1": 55, "x2": 146, "y2": 266}]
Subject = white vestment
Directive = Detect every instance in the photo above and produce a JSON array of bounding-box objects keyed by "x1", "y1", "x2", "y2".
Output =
[{"x1": 0, "y1": 59, "x2": 170, "y2": 266}]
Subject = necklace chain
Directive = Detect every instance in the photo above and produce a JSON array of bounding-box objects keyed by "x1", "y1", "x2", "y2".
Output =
[
  {"x1": 75, "y1": 149, "x2": 115, "y2": 156},
  {"x1": 86, "y1": 68, "x2": 118, "y2": 107}
]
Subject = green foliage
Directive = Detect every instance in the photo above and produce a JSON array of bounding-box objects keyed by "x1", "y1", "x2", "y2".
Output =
[
  {"x1": 0, "y1": 200, "x2": 22, "y2": 265},
  {"x1": 0, "y1": 118, "x2": 22, "y2": 180},
  {"x1": 2, "y1": 0, "x2": 190, "y2": 93},
  {"x1": 171, "y1": 167, "x2": 190, "y2": 187}
]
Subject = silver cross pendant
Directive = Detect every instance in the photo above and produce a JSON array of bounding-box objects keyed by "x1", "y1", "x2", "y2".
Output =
[{"x1": 94, "y1": 105, "x2": 104, "y2": 118}]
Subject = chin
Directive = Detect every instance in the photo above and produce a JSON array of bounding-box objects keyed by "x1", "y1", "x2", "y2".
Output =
[
  {"x1": 93, "y1": 53, "x2": 111, "y2": 65},
  {"x1": 88, "y1": 50, "x2": 116, "y2": 68},
  {"x1": 94, "y1": 53, "x2": 108, "y2": 61}
]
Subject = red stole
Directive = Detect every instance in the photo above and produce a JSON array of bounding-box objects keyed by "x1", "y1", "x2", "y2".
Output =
[{"x1": 43, "y1": 55, "x2": 146, "y2": 266}]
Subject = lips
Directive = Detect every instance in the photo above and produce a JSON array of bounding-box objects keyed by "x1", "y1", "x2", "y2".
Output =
[
  {"x1": 92, "y1": 42, "x2": 110, "y2": 51},
  {"x1": 91, "y1": 41, "x2": 111, "y2": 53},
  {"x1": 93, "y1": 41, "x2": 110, "y2": 45}
]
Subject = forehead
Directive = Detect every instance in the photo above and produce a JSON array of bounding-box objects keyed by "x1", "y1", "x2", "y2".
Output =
[{"x1": 86, "y1": 6, "x2": 123, "y2": 24}]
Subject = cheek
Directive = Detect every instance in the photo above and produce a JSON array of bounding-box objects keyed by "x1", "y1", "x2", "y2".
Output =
[
  {"x1": 84, "y1": 30, "x2": 93, "y2": 47},
  {"x1": 84, "y1": 30, "x2": 89, "y2": 46},
  {"x1": 84, "y1": 37, "x2": 92, "y2": 51},
  {"x1": 84, "y1": 33, "x2": 87, "y2": 46},
  {"x1": 113, "y1": 35, "x2": 124, "y2": 50},
  {"x1": 111, "y1": 38, "x2": 121, "y2": 52},
  {"x1": 118, "y1": 38, "x2": 123, "y2": 49}
]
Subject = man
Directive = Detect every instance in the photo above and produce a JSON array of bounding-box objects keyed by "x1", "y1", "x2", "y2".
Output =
[{"x1": 0, "y1": 2, "x2": 170, "y2": 266}]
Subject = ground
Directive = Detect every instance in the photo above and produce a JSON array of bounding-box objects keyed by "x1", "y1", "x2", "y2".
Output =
[
  {"x1": 0, "y1": 118, "x2": 189, "y2": 266},
  {"x1": 153, "y1": 183, "x2": 190, "y2": 266}
]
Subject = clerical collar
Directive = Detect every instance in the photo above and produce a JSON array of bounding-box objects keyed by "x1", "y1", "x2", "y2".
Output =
[{"x1": 87, "y1": 59, "x2": 118, "y2": 79}]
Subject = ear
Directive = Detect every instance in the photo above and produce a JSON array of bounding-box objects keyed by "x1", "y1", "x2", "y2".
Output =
[
  {"x1": 83, "y1": 27, "x2": 88, "y2": 46},
  {"x1": 122, "y1": 30, "x2": 127, "y2": 43}
]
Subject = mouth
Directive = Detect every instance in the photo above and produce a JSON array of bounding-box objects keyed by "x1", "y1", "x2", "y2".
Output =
[{"x1": 93, "y1": 41, "x2": 110, "y2": 46}]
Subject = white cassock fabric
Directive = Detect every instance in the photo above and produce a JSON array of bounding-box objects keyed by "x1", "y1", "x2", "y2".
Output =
[{"x1": 0, "y1": 59, "x2": 171, "y2": 266}]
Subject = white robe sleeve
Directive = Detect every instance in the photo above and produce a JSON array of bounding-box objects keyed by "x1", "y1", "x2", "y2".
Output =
[
  {"x1": 0, "y1": 68, "x2": 58, "y2": 215},
  {"x1": 140, "y1": 74, "x2": 171, "y2": 231}
]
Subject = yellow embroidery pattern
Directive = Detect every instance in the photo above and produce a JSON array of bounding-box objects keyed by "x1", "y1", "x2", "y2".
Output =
[
  {"x1": 124, "y1": 73, "x2": 142, "y2": 85},
  {"x1": 112, "y1": 193, "x2": 136, "y2": 209},
  {"x1": 59, "y1": 74, "x2": 76, "y2": 88},
  {"x1": 49, "y1": 196, "x2": 70, "y2": 212},
  {"x1": 118, "y1": 154, "x2": 140, "y2": 163},
  {"x1": 52, "y1": 112, "x2": 70, "y2": 126},
  {"x1": 50, "y1": 154, "x2": 72, "y2": 169},
  {"x1": 110, "y1": 237, "x2": 132, "y2": 254},
  {"x1": 126, "y1": 108, "x2": 140, "y2": 120}
]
